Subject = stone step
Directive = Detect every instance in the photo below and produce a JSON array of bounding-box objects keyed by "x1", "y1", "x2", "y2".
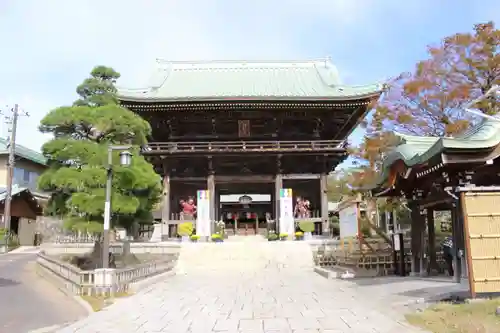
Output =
[{"x1": 175, "y1": 240, "x2": 313, "y2": 274}]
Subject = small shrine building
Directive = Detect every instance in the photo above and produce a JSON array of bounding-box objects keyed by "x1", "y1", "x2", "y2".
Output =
[{"x1": 370, "y1": 119, "x2": 500, "y2": 297}]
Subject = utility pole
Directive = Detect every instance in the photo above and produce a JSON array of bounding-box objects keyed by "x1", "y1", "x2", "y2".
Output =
[{"x1": 3, "y1": 104, "x2": 19, "y2": 237}]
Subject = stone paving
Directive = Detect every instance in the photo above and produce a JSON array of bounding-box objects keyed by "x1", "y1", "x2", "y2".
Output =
[{"x1": 56, "y1": 240, "x2": 423, "y2": 333}]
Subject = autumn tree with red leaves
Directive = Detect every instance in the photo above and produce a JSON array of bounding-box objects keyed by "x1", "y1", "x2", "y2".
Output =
[{"x1": 353, "y1": 22, "x2": 499, "y2": 186}]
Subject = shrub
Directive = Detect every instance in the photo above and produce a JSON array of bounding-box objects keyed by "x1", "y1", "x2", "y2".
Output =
[
  {"x1": 178, "y1": 222, "x2": 194, "y2": 236},
  {"x1": 295, "y1": 231, "x2": 304, "y2": 240},
  {"x1": 190, "y1": 234, "x2": 200, "y2": 241},
  {"x1": 279, "y1": 233, "x2": 288, "y2": 240},
  {"x1": 268, "y1": 233, "x2": 278, "y2": 241},
  {"x1": 211, "y1": 234, "x2": 222, "y2": 242},
  {"x1": 298, "y1": 221, "x2": 314, "y2": 233}
]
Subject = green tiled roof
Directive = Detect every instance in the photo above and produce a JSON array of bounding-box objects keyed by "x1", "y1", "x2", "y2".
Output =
[
  {"x1": 0, "y1": 138, "x2": 47, "y2": 166},
  {"x1": 374, "y1": 119, "x2": 500, "y2": 188},
  {"x1": 118, "y1": 59, "x2": 383, "y2": 102},
  {"x1": 0, "y1": 184, "x2": 30, "y2": 201}
]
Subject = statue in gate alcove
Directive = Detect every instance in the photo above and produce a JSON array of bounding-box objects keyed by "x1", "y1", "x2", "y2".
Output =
[
  {"x1": 294, "y1": 197, "x2": 311, "y2": 218},
  {"x1": 180, "y1": 196, "x2": 197, "y2": 220}
]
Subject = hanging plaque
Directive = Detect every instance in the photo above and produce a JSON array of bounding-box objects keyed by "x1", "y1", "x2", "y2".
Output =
[{"x1": 238, "y1": 120, "x2": 250, "y2": 137}]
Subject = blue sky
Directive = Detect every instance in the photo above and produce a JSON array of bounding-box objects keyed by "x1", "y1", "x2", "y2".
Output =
[{"x1": 0, "y1": 0, "x2": 498, "y2": 168}]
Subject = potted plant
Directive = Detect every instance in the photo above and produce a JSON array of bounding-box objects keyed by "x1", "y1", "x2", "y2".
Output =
[
  {"x1": 279, "y1": 233, "x2": 288, "y2": 241},
  {"x1": 267, "y1": 231, "x2": 278, "y2": 241},
  {"x1": 211, "y1": 233, "x2": 223, "y2": 243},
  {"x1": 178, "y1": 222, "x2": 194, "y2": 242},
  {"x1": 298, "y1": 221, "x2": 315, "y2": 240},
  {"x1": 190, "y1": 234, "x2": 200, "y2": 242},
  {"x1": 295, "y1": 231, "x2": 304, "y2": 240}
]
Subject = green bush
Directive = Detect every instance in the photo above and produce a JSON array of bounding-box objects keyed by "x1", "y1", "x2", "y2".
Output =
[
  {"x1": 279, "y1": 233, "x2": 288, "y2": 240},
  {"x1": 298, "y1": 221, "x2": 315, "y2": 233},
  {"x1": 190, "y1": 234, "x2": 200, "y2": 241},
  {"x1": 295, "y1": 231, "x2": 304, "y2": 240},
  {"x1": 178, "y1": 222, "x2": 194, "y2": 236},
  {"x1": 268, "y1": 233, "x2": 278, "y2": 241},
  {"x1": 211, "y1": 234, "x2": 222, "y2": 242}
]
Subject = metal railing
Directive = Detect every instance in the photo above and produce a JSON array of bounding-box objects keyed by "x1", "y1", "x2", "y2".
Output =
[
  {"x1": 142, "y1": 140, "x2": 345, "y2": 154},
  {"x1": 36, "y1": 252, "x2": 176, "y2": 296}
]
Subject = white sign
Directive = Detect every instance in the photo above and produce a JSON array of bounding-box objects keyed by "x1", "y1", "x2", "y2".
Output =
[
  {"x1": 279, "y1": 189, "x2": 294, "y2": 236},
  {"x1": 196, "y1": 190, "x2": 211, "y2": 237},
  {"x1": 339, "y1": 204, "x2": 359, "y2": 238}
]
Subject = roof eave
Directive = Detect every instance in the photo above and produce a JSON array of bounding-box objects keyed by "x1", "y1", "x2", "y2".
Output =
[{"x1": 117, "y1": 91, "x2": 382, "y2": 104}]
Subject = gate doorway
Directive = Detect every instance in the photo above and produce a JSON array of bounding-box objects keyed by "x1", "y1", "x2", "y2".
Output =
[{"x1": 220, "y1": 194, "x2": 271, "y2": 236}]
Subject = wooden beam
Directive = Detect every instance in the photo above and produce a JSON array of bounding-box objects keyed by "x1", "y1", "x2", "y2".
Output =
[{"x1": 282, "y1": 174, "x2": 320, "y2": 180}]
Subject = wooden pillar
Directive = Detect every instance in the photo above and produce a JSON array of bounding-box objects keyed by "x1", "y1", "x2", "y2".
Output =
[
  {"x1": 275, "y1": 174, "x2": 283, "y2": 233},
  {"x1": 456, "y1": 197, "x2": 467, "y2": 279},
  {"x1": 409, "y1": 201, "x2": 421, "y2": 276},
  {"x1": 320, "y1": 173, "x2": 329, "y2": 235},
  {"x1": 161, "y1": 175, "x2": 170, "y2": 240},
  {"x1": 419, "y1": 209, "x2": 427, "y2": 277},
  {"x1": 427, "y1": 208, "x2": 438, "y2": 275},
  {"x1": 207, "y1": 173, "x2": 215, "y2": 236},
  {"x1": 451, "y1": 203, "x2": 462, "y2": 283}
]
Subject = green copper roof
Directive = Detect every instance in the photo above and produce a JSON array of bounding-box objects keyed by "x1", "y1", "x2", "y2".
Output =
[
  {"x1": 0, "y1": 138, "x2": 47, "y2": 166},
  {"x1": 0, "y1": 185, "x2": 29, "y2": 202},
  {"x1": 117, "y1": 59, "x2": 383, "y2": 102},
  {"x1": 374, "y1": 119, "x2": 500, "y2": 188}
]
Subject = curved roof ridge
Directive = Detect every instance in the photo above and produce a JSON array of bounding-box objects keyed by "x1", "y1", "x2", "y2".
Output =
[
  {"x1": 155, "y1": 57, "x2": 334, "y2": 66},
  {"x1": 455, "y1": 118, "x2": 500, "y2": 141},
  {"x1": 394, "y1": 131, "x2": 440, "y2": 143}
]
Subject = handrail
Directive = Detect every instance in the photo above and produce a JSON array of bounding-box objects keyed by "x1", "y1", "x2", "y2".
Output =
[
  {"x1": 36, "y1": 252, "x2": 176, "y2": 296},
  {"x1": 142, "y1": 140, "x2": 345, "y2": 153}
]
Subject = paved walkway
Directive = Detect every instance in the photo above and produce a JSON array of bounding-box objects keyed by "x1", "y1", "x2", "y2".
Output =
[{"x1": 56, "y1": 241, "x2": 423, "y2": 333}]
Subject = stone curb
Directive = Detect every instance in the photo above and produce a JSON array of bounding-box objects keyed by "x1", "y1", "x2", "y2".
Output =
[
  {"x1": 129, "y1": 269, "x2": 176, "y2": 293},
  {"x1": 392, "y1": 290, "x2": 471, "y2": 309},
  {"x1": 35, "y1": 265, "x2": 95, "y2": 315}
]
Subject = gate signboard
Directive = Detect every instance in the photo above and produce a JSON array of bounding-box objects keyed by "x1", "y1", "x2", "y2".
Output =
[
  {"x1": 462, "y1": 191, "x2": 500, "y2": 297},
  {"x1": 339, "y1": 203, "x2": 359, "y2": 239},
  {"x1": 279, "y1": 188, "x2": 294, "y2": 237},
  {"x1": 196, "y1": 190, "x2": 211, "y2": 237}
]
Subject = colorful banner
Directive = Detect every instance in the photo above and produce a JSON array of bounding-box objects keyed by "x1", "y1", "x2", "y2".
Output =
[
  {"x1": 279, "y1": 188, "x2": 294, "y2": 236},
  {"x1": 196, "y1": 190, "x2": 211, "y2": 237}
]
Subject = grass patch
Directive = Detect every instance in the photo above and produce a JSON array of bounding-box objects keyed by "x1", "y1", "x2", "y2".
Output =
[
  {"x1": 80, "y1": 291, "x2": 131, "y2": 312},
  {"x1": 405, "y1": 298, "x2": 500, "y2": 333}
]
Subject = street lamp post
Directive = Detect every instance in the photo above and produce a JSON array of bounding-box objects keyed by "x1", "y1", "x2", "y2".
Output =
[{"x1": 103, "y1": 145, "x2": 132, "y2": 269}]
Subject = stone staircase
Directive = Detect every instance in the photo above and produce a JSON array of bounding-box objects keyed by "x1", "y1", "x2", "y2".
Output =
[{"x1": 175, "y1": 238, "x2": 314, "y2": 275}]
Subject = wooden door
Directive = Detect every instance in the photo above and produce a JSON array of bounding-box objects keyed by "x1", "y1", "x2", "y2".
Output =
[{"x1": 462, "y1": 191, "x2": 500, "y2": 296}]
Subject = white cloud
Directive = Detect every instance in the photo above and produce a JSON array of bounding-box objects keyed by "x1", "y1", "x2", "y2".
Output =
[{"x1": 0, "y1": 0, "x2": 384, "y2": 151}]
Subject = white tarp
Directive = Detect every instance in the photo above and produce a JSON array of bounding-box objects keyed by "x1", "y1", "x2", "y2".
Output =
[{"x1": 339, "y1": 204, "x2": 358, "y2": 238}]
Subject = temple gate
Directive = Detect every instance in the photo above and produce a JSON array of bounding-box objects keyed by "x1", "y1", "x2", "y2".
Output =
[{"x1": 118, "y1": 59, "x2": 382, "y2": 239}]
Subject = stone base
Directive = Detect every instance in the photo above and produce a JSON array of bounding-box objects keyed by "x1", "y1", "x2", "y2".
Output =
[
  {"x1": 150, "y1": 223, "x2": 168, "y2": 242},
  {"x1": 94, "y1": 268, "x2": 115, "y2": 287}
]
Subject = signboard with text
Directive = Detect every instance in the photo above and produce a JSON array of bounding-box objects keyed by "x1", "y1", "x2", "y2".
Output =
[
  {"x1": 196, "y1": 190, "x2": 211, "y2": 237},
  {"x1": 279, "y1": 188, "x2": 294, "y2": 236},
  {"x1": 339, "y1": 204, "x2": 359, "y2": 238}
]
